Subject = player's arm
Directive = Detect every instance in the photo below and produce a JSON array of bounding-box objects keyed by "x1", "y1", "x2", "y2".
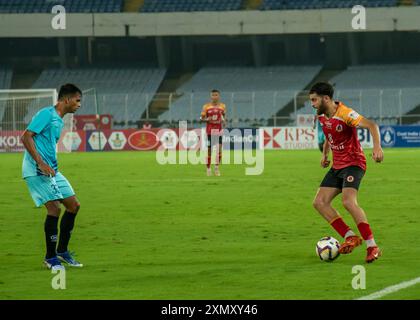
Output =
[
  {"x1": 222, "y1": 108, "x2": 227, "y2": 126},
  {"x1": 358, "y1": 118, "x2": 384, "y2": 163},
  {"x1": 200, "y1": 107, "x2": 209, "y2": 122},
  {"x1": 200, "y1": 114, "x2": 209, "y2": 122},
  {"x1": 21, "y1": 130, "x2": 55, "y2": 176},
  {"x1": 321, "y1": 140, "x2": 331, "y2": 168}
]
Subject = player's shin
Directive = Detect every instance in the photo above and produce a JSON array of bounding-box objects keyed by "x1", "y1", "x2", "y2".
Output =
[
  {"x1": 207, "y1": 147, "x2": 211, "y2": 169},
  {"x1": 330, "y1": 216, "x2": 353, "y2": 239},
  {"x1": 357, "y1": 222, "x2": 377, "y2": 247},
  {"x1": 217, "y1": 144, "x2": 222, "y2": 165},
  {"x1": 57, "y1": 210, "x2": 77, "y2": 253},
  {"x1": 44, "y1": 215, "x2": 59, "y2": 259}
]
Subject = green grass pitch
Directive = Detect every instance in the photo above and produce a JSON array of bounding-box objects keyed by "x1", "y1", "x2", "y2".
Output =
[{"x1": 0, "y1": 149, "x2": 419, "y2": 299}]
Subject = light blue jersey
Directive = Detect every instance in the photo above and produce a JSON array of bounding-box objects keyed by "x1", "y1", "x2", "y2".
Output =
[
  {"x1": 317, "y1": 120, "x2": 325, "y2": 144},
  {"x1": 22, "y1": 106, "x2": 64, "y2": 178}
]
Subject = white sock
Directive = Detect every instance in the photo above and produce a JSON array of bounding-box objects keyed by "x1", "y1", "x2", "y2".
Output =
[
  {"x1": 344, "y1": 230, "x2": 356, "y2": 239},
  {"x1": 366, "y1": 238, "x2": 377, "y2": 248}
]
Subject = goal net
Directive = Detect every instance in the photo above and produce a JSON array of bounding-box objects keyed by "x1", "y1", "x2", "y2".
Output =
[{"x1": 0, "y1": 89, "x2": 73, "y2": 153}]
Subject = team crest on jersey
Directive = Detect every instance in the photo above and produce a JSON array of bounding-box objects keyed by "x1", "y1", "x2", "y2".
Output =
[
  {"x1": 349, "y1": 111, "x2": 360, "y2": 120},
  {"x1": 336, "y1": 124, "x2": 343, "y2": 132},
  {"x1": 346, "y1": 176, "x2": 355, "y2": 183}
]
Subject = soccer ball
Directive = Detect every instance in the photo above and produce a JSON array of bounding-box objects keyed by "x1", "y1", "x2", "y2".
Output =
[{"x1": 316, "y1": 236, "x2": 340, "y2": 261}]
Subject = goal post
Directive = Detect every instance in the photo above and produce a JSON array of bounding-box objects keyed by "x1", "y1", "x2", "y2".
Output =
[
  {"x1": 0, "y1": 89, "x2": 73, "y2": 153},
  {"x1": 0, "y1": 88, "x2": 100, "y2": 153}
]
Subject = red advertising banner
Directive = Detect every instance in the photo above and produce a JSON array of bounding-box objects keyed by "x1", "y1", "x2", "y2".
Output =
[
  {"x1": 0, "y1": 130, "x2": 87, "y2": 153},
  {"x1": 85, "y1": 128, "x2": 205, "y2": 152},
  {"x1": 0, "y1": 131, "x2": 25, "y2": 152},
  {"x1": 73, "y1": 114, "x2": 112, "y2": 131}
]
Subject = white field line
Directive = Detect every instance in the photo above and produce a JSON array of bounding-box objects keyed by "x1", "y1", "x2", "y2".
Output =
[{"x1": 356, "y1": 276, "x2": 420, "y2": 300}]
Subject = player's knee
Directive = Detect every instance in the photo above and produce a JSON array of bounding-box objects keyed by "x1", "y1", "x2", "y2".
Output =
[
  {"x1": 342, "y1": 199, "x2": 357, "y2": 211},
  {"x1": 48, "y1": 206, "x2": 61, "y2": 217},
  {"x1": 313, "y1": 198, "x2": 328, "y2": 211},
  {"x1": 73, "y1": 202, "x2": 81, "y2": 214},
  {"x1": 67, "y1": 202, "x2": 80, "y2": 214}
]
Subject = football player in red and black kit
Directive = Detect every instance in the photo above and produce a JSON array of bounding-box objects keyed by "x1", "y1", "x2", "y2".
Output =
[
  {"x1": 200, "y1": 89, "x2": 226, "y2": 176},
  {"x1": 310, "y1": 82, "x2": 384, "y2": 263}
]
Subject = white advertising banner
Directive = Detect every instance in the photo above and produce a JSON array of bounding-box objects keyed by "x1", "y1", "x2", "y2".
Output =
[{"x1": 262, "y1": 127, "x2": 318, "y2": 150}]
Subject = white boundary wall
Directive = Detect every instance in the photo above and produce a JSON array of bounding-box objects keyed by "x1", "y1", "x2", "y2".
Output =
[{"x1": 1, "y1": 7, "x2": 420, "y2": 38}]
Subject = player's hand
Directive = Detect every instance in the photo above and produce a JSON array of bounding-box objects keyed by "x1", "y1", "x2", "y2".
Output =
[
  {"x1": 372, "y1": 146, "x2": 384, "y2": 163},
  {"x1": 320, "y1": 155, "x2": 330, "y2": 168},
  {"x1": 38, "y1": 162, "x2": 56, "y2": 177}
]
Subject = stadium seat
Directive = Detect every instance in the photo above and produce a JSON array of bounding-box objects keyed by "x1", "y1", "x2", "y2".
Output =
[
  {"x1": 158, "y1": 65, "x2": 321, "y2": 125},
  {"x1": 0, "y1": 0, "x2": 124, "y2": 13},
  {"x1": 260, "y1": 0, "x2": 398, "y2": 10},
  {"x1": 27, "y1": 67, "x2": 166, "y2": 125},
  {"x1": 292, "y1": 64, "x2": 420, "y2": 121},
  {"x1": 140, "y1": 0, "x2": 243, "y2": 13}
]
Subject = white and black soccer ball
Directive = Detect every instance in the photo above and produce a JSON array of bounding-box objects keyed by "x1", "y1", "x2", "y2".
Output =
[{"x1": 316, "y1": 236, "x2": 340, "y2": 261}]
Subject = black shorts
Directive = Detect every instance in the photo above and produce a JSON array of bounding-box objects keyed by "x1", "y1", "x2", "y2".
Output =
[
  {"x1": 320, "y1": 166, "x2": 365, "y2": 190},
  {"x1": 207, "y1": 134, "x2": 222, "y2": 147}
]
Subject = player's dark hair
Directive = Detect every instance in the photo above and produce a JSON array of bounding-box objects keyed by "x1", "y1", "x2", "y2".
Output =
[
  {"x1": 58, "y1": 83, "x2": 82, "y2": 100},
  {"x1": 309, "y1": 82, "x2": 334, "y2": 99},
  {"x1": 211, "y1": 89, "x2": 220, "y2": 94}
]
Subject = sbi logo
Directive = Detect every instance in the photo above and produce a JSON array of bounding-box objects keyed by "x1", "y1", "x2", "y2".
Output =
[{"x1": 380, "y1": 126, "x2": 396, "y2": 147}]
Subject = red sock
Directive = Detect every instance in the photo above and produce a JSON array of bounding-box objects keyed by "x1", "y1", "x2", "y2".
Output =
[
  {"x1": 357, "y1": 222, "x2": 373, "y2": 240},
  {"x1": 330, "y1": 217, "x2": 351, "y2": 238}
]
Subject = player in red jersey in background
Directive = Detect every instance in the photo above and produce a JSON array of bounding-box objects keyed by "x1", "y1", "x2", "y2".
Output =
[
  {"x1": 200, "y1": 89, "x2": 226, "y2": 176},
  {"x1": 309, "y1": 82, "x2": 384, "y2": 263}
]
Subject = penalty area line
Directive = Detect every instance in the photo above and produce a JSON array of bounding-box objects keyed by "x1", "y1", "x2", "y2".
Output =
[{"x1": 356, "y1": 276, "x2": 420, "y2": 300}]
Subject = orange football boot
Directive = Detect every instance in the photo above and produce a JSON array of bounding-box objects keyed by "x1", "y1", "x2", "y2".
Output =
[
  {"x1": 366, "y1": 246, "x2": 382, "y2": 263},
  {"x1": 338, "y1": 235, "x2": 363, "y2": 254}
]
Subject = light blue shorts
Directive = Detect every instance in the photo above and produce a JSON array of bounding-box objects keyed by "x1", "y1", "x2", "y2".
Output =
[{"x1": 24, "y1": 172, "x2": 75, "y2": 207}]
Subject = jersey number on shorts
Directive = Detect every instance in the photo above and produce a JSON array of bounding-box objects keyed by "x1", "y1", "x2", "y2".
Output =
[{"x1": 51, "y1": 183, "x2": 60, "y2": 196}]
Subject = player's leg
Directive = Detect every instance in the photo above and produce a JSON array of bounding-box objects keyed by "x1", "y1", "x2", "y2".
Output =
[
  {"x1": 206, "y1": 135, "x2": 212, "y2": 176},
  {"x1": 318, "y1": 142, "x2": 324, "y2": 152},
  {"x1": 214, "y1": 137, "x2": 222, "y2": 176},
  {"x1": 43, "y1": 200, "x2": 65, "y2": 270},
  {"x1": 342, "y1": 187, "x2": 381, "y2": 263},
  {"x1": 54, "y1": 173, "x2": 83, "y2": 267},
  {"x1": 313, "y1": 187, "x2": 356, "y2": 239},
  {"x1": 24, "y1": 175, "x2": 65, "y2": 270},
  {"x1": 339, "y1": 166, "x2": 379, "y2": 259},
  {"x1": 44, "y1": 200, "x2": 61, "y2": 257},
  {"x1": 313, "y1": 169, "x2": 358, "y2": 244}
]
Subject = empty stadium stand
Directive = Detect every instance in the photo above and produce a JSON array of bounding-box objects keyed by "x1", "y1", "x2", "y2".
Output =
[
  {"x1": 27, "y1": 67, "x2": 166, "y2": 127},
  {"x1": 260, "y1": 0, "x2": 398, "y2": 10},
  {"x1": 0, "y1": 67, "x2": 13, "y2": 127},
  {"x1": 0, "y1": 0, "x2": 124, "y2": 13},
  {"x1": 0, "y1": 67, "x2": 12, "y2": 89},
  {"x1": 141, "y1": 0, "x2": 243, "y2": 13},
  {"x1": 293, "y1": 64, "x2": 420, "y2": 125},
  {"x1": 158, "y1": 65, "x2": 321, "y2": 126}
]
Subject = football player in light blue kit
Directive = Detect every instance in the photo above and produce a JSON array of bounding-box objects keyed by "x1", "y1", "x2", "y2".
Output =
[
  {"x1": 313, "y1": 111, "x2": 326, "y2": 152},
  {"x1": 21, "y1": 84, "x2": 83, "y2": 270}
]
